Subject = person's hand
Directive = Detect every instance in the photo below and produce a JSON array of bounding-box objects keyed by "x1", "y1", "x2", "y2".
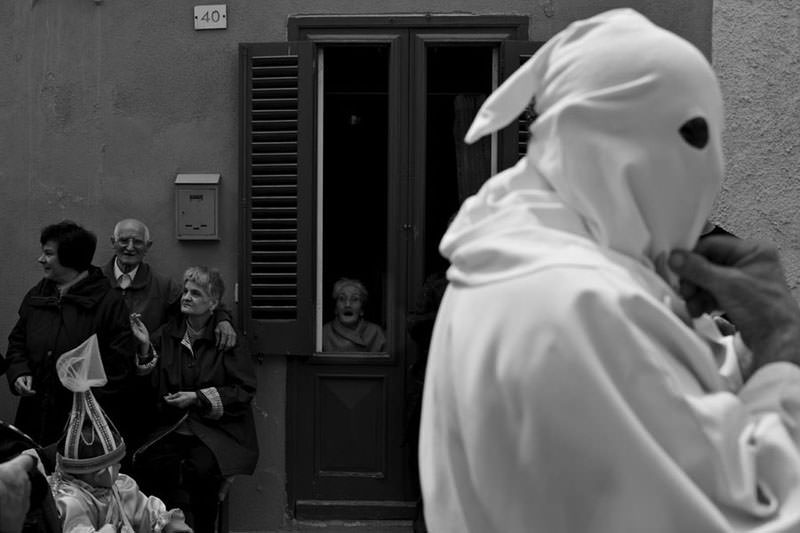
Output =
[
  {"x1": 163, "y1": 391, "x2": 199, "y2": 409},
  {"x1": 163, "y1": 510, "x2": 193, "y2": 533},
  {"x1": 13, "y1": 375, "x2": 35, "y2": 397},
  {"x1": 164, "y1": 523, "x2": 193, "y2": 533},
  {"x1": 712, "y1": 314, "x2": 737, "y2": 336},
  {"x1": 129, "y1": 313, "x2": 150, "y2": 347},
  {"x1": 669, "y1": 235, "x2": 800, "y2": 371},
  {"x1": 0, "y1": 454, "x2": 36, "y2": 533},
  {"x1": 214, "y1": 320, "x2": 237, "y2": 350}
]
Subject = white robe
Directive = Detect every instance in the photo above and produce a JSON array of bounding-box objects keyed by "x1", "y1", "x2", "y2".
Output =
[
  {"x1": 419, "y1": 9, "x2": 800, "y2": 533},
  {"x1": 53, "y1": 473, "x2": 191, "y2": 533}
]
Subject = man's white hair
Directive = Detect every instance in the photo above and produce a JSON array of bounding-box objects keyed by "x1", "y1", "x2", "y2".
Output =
[{"x1": 112, "y1": 219, "x2": 151, "y2": 242}]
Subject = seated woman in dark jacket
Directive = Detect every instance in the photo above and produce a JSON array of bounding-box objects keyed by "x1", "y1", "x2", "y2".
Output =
[{"x1": 130, "y1": 266, "x2": 258, "y2": 533}]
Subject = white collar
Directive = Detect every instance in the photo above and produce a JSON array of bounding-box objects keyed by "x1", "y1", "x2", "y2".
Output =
[{"x1": 113, "y1": 259, "x2": 140, "y2": 282}]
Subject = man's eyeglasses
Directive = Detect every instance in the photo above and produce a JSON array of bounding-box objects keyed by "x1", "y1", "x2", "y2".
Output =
[{"x1": 115, "y1": 238, "x2": 147, "y2": 248}]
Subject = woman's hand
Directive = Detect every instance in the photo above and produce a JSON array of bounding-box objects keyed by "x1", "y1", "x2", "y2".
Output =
[
  {"x1": 163, "y1": 391, "x2": 199, "y2": 409},
  {"x1": 129, "y1": 313, "x2": 150, "y2": 347},
  {"x1": 13, "y1": 376, "x2": 35, "y2": 396}
]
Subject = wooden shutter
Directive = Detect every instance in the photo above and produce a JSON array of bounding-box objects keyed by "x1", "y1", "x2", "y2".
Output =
[
  {"x1": 240, "y1": 42, "x2": 315, "y2": 356},
  {"x1": 497, "y1": 41, "x2": 544, "y2": 171}
]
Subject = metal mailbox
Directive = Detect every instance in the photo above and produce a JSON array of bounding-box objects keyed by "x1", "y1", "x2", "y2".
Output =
[{"x1": 175, "y1": 173, "x2": 220, "y2": 240}]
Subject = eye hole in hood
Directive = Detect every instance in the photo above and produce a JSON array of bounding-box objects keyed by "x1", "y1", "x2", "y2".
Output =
[{"x1": 679, "y1": 116, "x2": 709, "y2": 149}]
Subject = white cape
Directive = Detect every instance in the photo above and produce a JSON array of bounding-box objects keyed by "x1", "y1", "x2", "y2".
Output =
[{"x1": 419, "y1": 9, "x2": 800, "y2": 533}]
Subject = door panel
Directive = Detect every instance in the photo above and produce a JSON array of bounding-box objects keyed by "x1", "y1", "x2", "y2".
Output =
[
  {"x1": 316, "y1": 373, "x2": 387, "y2": 478},
  {"x1": 294, "y1": 357, "x2": 404, "y2": 503}
]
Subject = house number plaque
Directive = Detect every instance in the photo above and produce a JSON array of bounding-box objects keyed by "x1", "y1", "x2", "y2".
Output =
[{"x1": 194, "y1": 5, "x2": 227, "y2": 30}]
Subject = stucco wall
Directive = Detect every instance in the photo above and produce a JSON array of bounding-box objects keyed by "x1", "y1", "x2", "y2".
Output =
[
  {"x1": 712, "y1": 1, "x2": 800, "y2": 295},
  {"x1": 0, "y1": 1, "x2": 710, "y2": 530}
]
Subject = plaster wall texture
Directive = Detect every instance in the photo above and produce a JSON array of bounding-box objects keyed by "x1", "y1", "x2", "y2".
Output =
[
  {"x1": 0, "y1": 0, "x2": 710, "y2": 529},
  {"x1": 712, "y1": 1, "x2": 800, "y2": 296}
]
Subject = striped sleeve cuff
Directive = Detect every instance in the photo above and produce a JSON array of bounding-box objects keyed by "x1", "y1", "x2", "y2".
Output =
[
  {"x1": 198, "y1": 387, "x2": 223, "y2": 419},
  {"x1": 136, "y1": 344, "x2": 159, "y2": 375}
]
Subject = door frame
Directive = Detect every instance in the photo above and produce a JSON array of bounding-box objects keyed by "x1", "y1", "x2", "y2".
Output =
[
  {"x1": 283, "y1": 14, "x2": 529, "y2": 518},
  {"x1": 288, "y1": 15, "x2": 528, "y2": 41}
]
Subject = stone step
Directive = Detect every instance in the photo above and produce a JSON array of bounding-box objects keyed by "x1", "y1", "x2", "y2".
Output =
[{"x1": 260, "y1": 519, "x2": 414, "y2": 532}]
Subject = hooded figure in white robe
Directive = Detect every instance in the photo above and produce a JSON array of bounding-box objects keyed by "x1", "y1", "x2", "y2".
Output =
[{"x1": 419, "y1": 8, "x2": 800, "y2": 533}]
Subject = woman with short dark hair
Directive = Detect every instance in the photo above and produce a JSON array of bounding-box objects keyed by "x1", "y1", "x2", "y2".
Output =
[
  {"x1": 39, "y1": 220, "x2": 98, "y2": 272},
  {"x1": 4, "y1": 220, "x2": 136, "y2": 448}
]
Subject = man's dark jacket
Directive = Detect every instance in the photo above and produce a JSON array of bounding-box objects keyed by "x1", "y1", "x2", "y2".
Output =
[{"x1": 101, "y1": 258, "x2": 182, "y2": 333}]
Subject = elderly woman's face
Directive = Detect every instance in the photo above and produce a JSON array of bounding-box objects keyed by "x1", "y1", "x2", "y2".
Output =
[
  {"x1": 180, "y1": 280, "x2": 217, "y2": 317},
  {"x1": 38, "y1": 240, "x2": 75, "y2": 284},
  {"x1": 335, "y1": 285, "x2": 364, "y2": 328}
]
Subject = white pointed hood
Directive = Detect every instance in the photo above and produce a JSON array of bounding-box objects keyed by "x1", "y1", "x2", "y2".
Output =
[{"x1": 443, "y1": 8, "x2": 724, "y2": 286}]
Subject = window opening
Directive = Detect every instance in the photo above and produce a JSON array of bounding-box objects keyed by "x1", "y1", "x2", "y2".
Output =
[{"x1": 317, "y1": 45, "x2": 390, "y2": 353}]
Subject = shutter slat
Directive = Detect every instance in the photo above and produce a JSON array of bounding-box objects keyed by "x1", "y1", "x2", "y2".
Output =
[
  {"x1": 253, "y1": 98, "x2": 298, "y2": 109},
  {"x1": 252, "y1": 110, "x2": 297, "y2": 119},
  {"x1": 253, "y1": 162, "x2": 297, "y2": 170},
  {"x1": 253, "y1": 87, "x2": 297, "y2": 96},
  {"x1": 252, "y1": 120, "x2": 297, "y2": 131},
  {"x1": 252, "y1": 154, "x2": 298, "y2": 163},
  {"x1": 252, "y1": 231, "x2": 297, "y2": 238},
  {"x1": 252, "y1": 184, "x2": 296, "y2": 192},
  {"x1": 252, "y1": 142, "x2": 297, "y2": 151},
  {"x1": 518, "y1": 53, "x2": 535, "y2": 159}
]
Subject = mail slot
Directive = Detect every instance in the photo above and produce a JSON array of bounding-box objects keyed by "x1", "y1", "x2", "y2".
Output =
[{"x1": 174, "y1": 173, "x2": 220, "y2": 240}]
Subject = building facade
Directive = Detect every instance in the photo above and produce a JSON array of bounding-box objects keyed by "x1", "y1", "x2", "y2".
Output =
[{"x1": 8, "y1": 1, "x2": 795, "y2": 530}]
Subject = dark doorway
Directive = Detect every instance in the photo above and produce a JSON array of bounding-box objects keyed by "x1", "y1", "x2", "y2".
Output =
[{"x1": 424, "y1": 44, "x2": 493, "y2": 276}]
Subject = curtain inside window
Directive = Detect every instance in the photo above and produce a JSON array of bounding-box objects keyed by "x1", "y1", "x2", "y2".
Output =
[{"x1": 452, "y1": 93, "x2": 491, "y2": 203}]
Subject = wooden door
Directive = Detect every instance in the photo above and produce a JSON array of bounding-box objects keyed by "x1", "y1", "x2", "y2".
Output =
[
  {"x1": 240, "y1": 27, "x2": 538, "y2": 522},
  {"x1": 291, "y1": 37, "x2": 412, "y2": 519}
]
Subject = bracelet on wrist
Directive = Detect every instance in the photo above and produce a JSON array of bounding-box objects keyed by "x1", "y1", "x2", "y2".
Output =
[{"x1": 137, "y1": 344, "x2": 158, "y2": 363}]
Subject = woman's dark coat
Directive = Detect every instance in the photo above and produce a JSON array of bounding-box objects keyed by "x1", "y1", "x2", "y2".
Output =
[
  {"x1": 135, "y1": 315, "x2": 259, "y2": 477},
  {"x1": 4, "y1": 266, "x2": 136, "y2": 447}
]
